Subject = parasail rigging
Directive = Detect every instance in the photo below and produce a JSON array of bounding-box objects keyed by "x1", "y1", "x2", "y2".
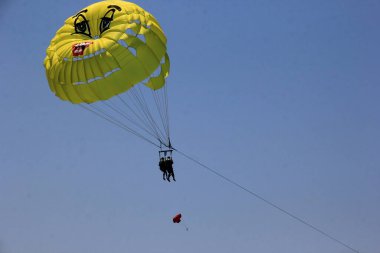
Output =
[
  {"x1": 44, "y1": 0, "x2": 173, "y2": 150},
  {"x1": 79, "y1": 82, "x2": 172, "y2": 149}
]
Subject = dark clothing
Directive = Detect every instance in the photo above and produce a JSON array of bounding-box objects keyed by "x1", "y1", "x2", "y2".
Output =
[
  {"x1": 158, "y1": 157, "x2": 175, "y2": 182},
  {"x1": 165, "y1": 159, "x2": 175, "y2": 182},
  {"x1": 159, "y1": 160, "x2": 168, "y2": 180}
]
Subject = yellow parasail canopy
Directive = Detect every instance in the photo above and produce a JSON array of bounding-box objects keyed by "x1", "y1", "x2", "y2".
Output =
[{"x1": 44, "y1": 0, "x2": 170, "y2": 104}]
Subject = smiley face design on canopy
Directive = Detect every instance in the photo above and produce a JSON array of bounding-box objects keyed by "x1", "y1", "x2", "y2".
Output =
[{"x1": 44, "y1": 0, "x2": 170, "y2": 104}]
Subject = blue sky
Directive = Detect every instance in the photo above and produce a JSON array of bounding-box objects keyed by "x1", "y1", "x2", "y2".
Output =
[{"x1": 0, "y1": 0, "x2": 379, "y2": 253}]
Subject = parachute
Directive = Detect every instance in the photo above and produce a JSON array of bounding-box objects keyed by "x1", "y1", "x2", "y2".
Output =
[
  {"x1": 44, "y1": 0, "x2": 172, "y2": 148},
  {"x1": 172, "y1": 213, "x2": 188, "y2": 230},
  {"x1": 172, "y1": 213, "x2": 181, "y2": 223}
]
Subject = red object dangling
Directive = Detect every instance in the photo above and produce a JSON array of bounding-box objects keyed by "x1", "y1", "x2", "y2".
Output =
[{"x1": 172, "y1": 213, "x2": 182, "y2": 223}]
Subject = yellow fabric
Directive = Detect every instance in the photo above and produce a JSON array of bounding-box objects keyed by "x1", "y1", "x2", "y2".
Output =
[{"x1": 44, "y1": 0, "x2": 170, "y2": 104}]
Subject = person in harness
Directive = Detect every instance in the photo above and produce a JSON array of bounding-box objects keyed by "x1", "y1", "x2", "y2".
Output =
[
  {"x1": 159, "y1": 157, "x2": 168, "y2": 180},
  {"x1": 158, "y1": 149, "x2": 176, "y2": 182},
  {"x1": 165, "y1": 156, "x2": 175, "y2": 182}
]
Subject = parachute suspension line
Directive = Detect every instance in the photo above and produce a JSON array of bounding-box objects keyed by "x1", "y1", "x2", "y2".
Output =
[
  {"x1": 152, "y1": 89, "x2": 167, "y2": 138},
  {"x1": 129, "y1": 86, "x2": 168, "y2": 145},
  {"x1": 78, "y1": 103, "x2": 160, "y2": 148},
  {"x1": 105, "y1": 99, "x2": 150, "y2": 135},
  {"x1": 152, "y1": 84, "x2": 170, "y2": 145},
  {"x1": 174, "y1": 148, "x2": 361, "y2": 253},
  {"x1": 164, "y1": 84, "x2": 171, "y2": 143},
  {"x1": 124, "y1": 89, "x2": 158, "y2": 140},
  {"x1": 133, "y1": 86, "x2": 161, "y2": 136},
  {"x1": 118, "y1": 88, "x2": 162, "y2": 142},
  {"x1": 101, "y1": 100, "x2": 162, "y2": 142},
  {"x1": 135, "y1": 85, "x2": 168, "y2": 143},
  {"x1": 116, "y1": 94, "x2": 162, "y2": 142},
  {"x1": 88, "y1": 103, "x2": 160, "y2": 146},
  {"x1": 127, "y1": 88, "x2": 159, "y2": 135},
  {"x1": 160, "y1": 84, "x2": 170, "y2": 136},
  {"x1": 78, "y1": 81, "x2": 172, "y2": 150},
  {"x1": 162, "y1": 84, "x2": 170, "y2": 142}
]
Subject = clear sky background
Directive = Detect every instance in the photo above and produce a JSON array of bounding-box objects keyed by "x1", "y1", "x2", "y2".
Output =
[{"x1": 0, "y1": 0, "x2": 379, "y2": 253}]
